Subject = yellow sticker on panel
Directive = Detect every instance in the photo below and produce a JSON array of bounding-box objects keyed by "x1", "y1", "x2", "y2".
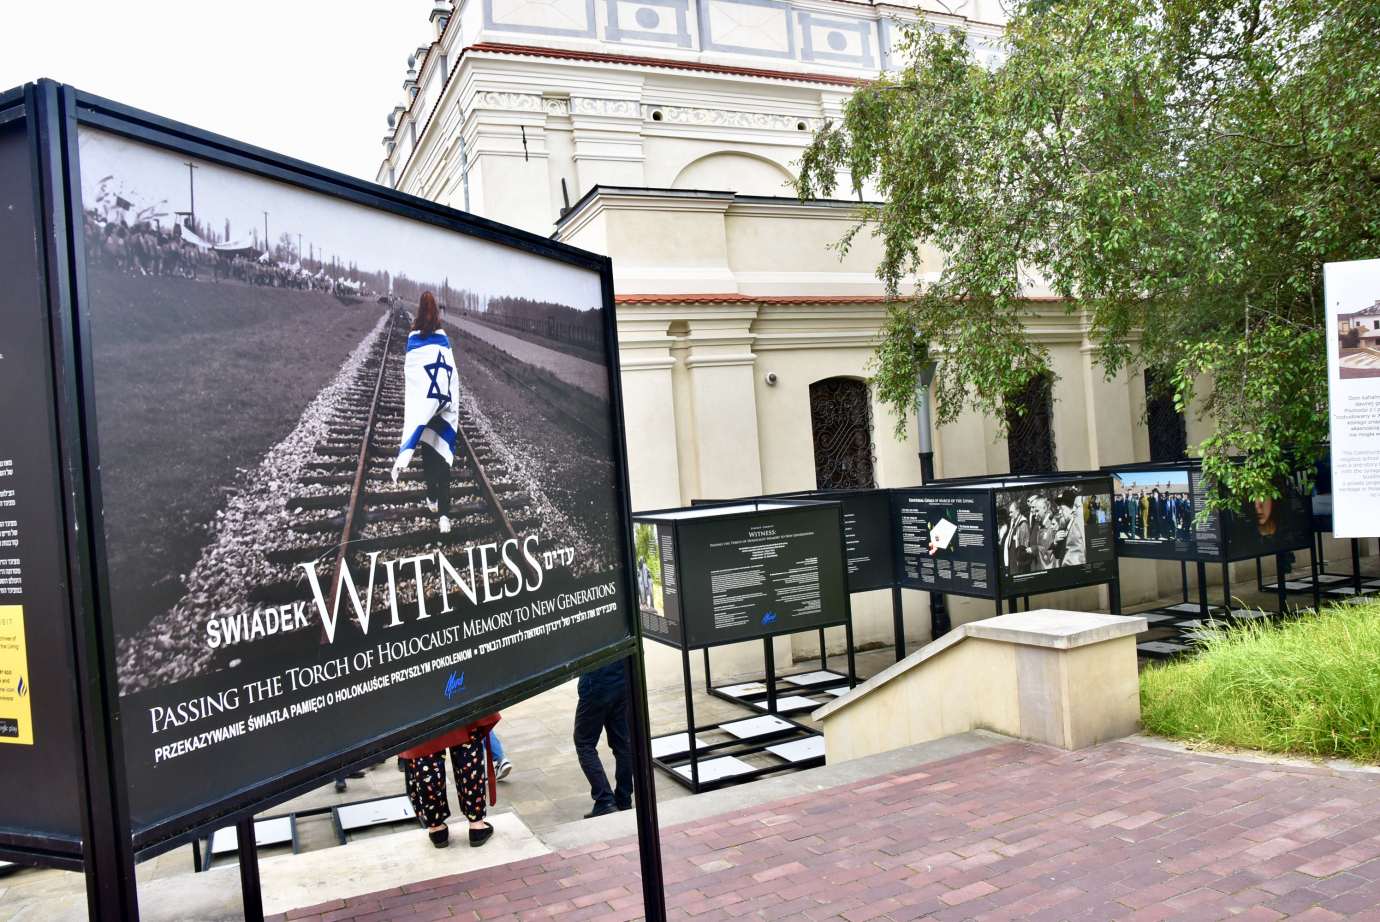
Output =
[{"x1": 0, "y1": 605, "x2": 33, "y2": 745}]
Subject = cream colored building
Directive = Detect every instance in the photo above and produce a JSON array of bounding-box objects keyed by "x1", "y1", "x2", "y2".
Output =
[{"x1": 374, "y1": 0, "x2": 1326, "y2": 674}]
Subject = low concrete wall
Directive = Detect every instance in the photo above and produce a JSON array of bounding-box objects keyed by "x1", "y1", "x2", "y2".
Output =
[{"x1": 814, "y1": 610, "x2": 1147, "y2": 763}]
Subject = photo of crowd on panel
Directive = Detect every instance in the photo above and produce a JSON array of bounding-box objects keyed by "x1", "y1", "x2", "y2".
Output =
[
  {"x1": 995, "y1": 480, "x2": 1116, "y2": 597},
  {"x1": 75, "y1": 126, "x2": 632, "y2": 836},
  {"x1": 1113, "y1": 470, "x2": 1194, "y2": 553}
]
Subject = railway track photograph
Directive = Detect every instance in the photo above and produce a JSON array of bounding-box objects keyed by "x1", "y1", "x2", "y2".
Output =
[{"x1": 75, "y1": 127, "x2": 629, "y2": 712}]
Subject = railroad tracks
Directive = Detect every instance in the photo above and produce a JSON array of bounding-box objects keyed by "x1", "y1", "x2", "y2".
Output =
[{"x1": 251, "y1": 310, "x2": 540, "y2": 623}]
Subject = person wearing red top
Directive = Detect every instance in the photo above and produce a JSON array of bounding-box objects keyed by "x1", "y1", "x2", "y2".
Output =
[{"x1": 399, "y1": 714, "x2": 500, "y2": 848}]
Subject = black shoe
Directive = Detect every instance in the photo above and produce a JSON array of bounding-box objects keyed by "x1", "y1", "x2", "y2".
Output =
[
  {"x1": 469, "y1": 823, "x2": 494, "y2": 848},
  {"x1": 347, "y1": 770, "x2": 366, "y2": 779},
  {"x1": 334, "y1": 779, "x2": 347, "y2": 794},
  {"x1": 428, "y1": 827, "x2": 449, "y2": 848},
  {"x1": 584, "y1": 803, "x2": 618, "y2": 819},
  {"x1": 617, "y1": 802, "x2": 633, "y2": 812}
]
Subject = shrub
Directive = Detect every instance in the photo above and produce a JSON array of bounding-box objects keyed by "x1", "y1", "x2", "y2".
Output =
[{"x1": 1140, "y1": 602, "x2": 1380, "y2": 763}]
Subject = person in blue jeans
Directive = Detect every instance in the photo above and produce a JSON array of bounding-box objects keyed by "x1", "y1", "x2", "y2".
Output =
[
  {"x1": 487, "y1": 731, "x2": 512, "y2": 781},
  {"x1": 574, "y1": 660, "x2": 633, "y2": 818}
]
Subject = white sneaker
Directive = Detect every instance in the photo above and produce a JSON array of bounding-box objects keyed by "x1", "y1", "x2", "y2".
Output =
[
  {"x1": 496, "y1": 759, "x2": 512, "y2": 781},
  {"x1": 425, "y1": 499, "x2": 439, "y2": 514},
  {"x1": 438, "y1": 515, "x2": 451, "y2": 534}
]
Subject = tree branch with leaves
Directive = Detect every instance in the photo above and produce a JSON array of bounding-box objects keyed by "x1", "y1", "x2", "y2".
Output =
[{"x1": 797, "y1": 0, "x2": 1380, "y2": 506}]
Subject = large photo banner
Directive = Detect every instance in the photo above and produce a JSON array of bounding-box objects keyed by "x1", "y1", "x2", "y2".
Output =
[
  {"x1": 1324, "y1": 258, "x2": 1380, "y2": 538},
  {"x1": 76, "y1": 128, "x2": 632, "y2": 836}
]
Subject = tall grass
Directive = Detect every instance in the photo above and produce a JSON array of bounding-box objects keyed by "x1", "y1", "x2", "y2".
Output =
[{"x1": 1139, "y1": 602, "x2": 1380, "y2": 763}]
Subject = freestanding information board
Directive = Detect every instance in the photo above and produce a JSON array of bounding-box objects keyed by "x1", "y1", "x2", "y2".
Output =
[
  {"x1": 633, "y1": 500, "x2": 853, "y2": 791},
  {"x1": 0, "y1": 81, "x2": 663, "y2": 922},
  {"x1": 893, "y1": 474, "x2": 1120, "y2": 614},
  {"x1": 1105, "y1": 461, "x2": 1318, "y2": 654},
  {"x1": 692, "y1": 487, "x2": 904, "y2": 681}
]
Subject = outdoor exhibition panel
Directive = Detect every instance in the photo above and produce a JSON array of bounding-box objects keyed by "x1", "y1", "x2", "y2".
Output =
[
  {"x1": 1104, "y1": 460, "x2": 1319, "y2": 659},
  {"x1": 892, "y1": 473, "x2": 1120, "y2": 615},
  {"x1": 632, "y1": 500, "x2": 854, "y2": 792},
  {"x1": 0, "y1": 81, "x2": 665, "y2": 922},
  {"x1": 1260, "y1": 453, "x2": 1378, "y2": 600},
  {"x1": 690, "y1": 487, "x2": 898, "y2": 705}
]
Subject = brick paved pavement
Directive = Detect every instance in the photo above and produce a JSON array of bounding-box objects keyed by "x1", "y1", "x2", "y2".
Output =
[{"x1": 270, "y1": 740, "x2": 1380, "y2": 921}]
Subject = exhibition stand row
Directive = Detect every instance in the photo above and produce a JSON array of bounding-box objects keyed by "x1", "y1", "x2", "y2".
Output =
[{"x1": 637, "y1": 460, "x2": 1349, "y2": 789}]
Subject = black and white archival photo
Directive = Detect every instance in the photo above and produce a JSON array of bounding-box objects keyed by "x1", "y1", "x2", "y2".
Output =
[
  {"x1": 76, "y1": 127, "x2": 631, "y2": 829},
  {"x1": 995, "y1": 481, "x2": 1115, "y2": 595}
]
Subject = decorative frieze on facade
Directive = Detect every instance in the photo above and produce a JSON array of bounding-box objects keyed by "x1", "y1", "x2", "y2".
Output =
[
  {"x1": 641, "y1": 103, "x2": 822, "y2": 131},
  {"x1": 467, "y1": 90, "x2": 819, "y2": 132}
]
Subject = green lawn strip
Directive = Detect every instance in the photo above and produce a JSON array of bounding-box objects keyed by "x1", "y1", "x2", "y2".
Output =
[{"x1": 1140, "y1": 601, "x2": 1380, "y2": 763}]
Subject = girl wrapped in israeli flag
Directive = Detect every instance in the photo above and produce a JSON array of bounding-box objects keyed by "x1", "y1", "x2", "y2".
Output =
[{"x1": 391, "y1": 291, "x2": 460, "y2": 533}]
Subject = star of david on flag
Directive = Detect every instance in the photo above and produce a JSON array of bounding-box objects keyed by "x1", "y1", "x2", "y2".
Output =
[{"x1": 424, "y1": 349, "x2": 453, "y2": 406}]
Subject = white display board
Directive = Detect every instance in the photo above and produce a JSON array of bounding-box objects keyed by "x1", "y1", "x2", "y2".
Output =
[{"x1": 1324, "y1": 258, "x2": 1380, "y2": 537}]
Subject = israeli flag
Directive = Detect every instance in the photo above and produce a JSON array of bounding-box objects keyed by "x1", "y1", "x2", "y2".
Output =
[{"x1": 396, "y1": 330, "x2": 460, "y2": 468}]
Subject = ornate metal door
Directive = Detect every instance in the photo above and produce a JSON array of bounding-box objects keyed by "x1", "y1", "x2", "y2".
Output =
[
  {"x1": 1144, "y1": 369, "x2": 1188, "y2": 461},
  {"x1": 810, "y1": 377, "x2": 877, "y2": 490},
  {"x1": 1004, "y1": 373, "x2": 1057, "y2": 474}
]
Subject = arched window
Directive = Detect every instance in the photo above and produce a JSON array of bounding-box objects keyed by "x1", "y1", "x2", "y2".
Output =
[
  {"x1": 1144, "y1": 369, "x2": 1188, "y2": 461},
  {"x1": 809, "y1": 378, "x2": 877, "y2": 489},
  {"x1": 1004, "y1": 373, "x2": 1057, "y2": 474}
]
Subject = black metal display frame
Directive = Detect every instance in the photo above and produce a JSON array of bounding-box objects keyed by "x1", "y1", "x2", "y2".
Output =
[
  {"x1": 1103, "y1": 460, "x2": 1321, "y2": 619},
  {"x1": 1258, "y1": 476, "x2": 1375, "y2": 600},
  {"x1": 893, "y1": 472, "x2": 1124, "y2": 618},
  {"x1": 2, "y1": 80, "x2": 667, "y2": 922},
  {"x1": 690, "y1": 488, "x2": 897, "y2": 708},
  {"x1": 633, "y1": 500, "x2": 855, "y2": 793}
]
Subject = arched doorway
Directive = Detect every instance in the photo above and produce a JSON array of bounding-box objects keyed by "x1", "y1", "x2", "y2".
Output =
[
  {"x1": 1004, "y1": 373, "x2": 1057, "y2": 474},
  {"x1": 809, "y1": 377, "x2": 877, "y2": 489}
]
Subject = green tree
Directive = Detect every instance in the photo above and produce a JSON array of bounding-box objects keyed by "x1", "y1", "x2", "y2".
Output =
[{"x1": 797, "y1": 0, "x2": 1380, "y2": 506}]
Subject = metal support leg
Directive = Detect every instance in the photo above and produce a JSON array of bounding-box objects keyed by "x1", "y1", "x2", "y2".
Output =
[
  {"x1": 763, "y1": 639, "x2": 777, "y2": 713},
  {"x1": 891, "y1": 586, "x2": 905, "y2": 662},
  {"x1": 1110, "y1": 578, "x2": 1122, "y2": 616},
  {"x1": 681, "y1": 645, "x2": 699, "y2": 792},
  {"x1": 237, "y1": 818, "x2": 264, "y2": 922},
  {"x1": 623, "y1": 650, "x2": 668, "y2": 922},
  {"x1": 844, "y1": 610, "x2": 858, "y2": 689},
  {"x1": 1310, "y1": 542, "x2": 1322, "y2": 613},
  {"x1": 1275, "y1": 553, "x2": 1288, "y2": 616},
  {"x1": 818, "y1": 627, "x2": 828, "y2": 671},
  {"x1": 701, "y1": 647, "x2": 711, "y2": 694},
  {"x1": 1222, "y1": 561, "x2": 1232, "y2": 612},
  {"x1": 1196, "y1": 560, "x2": 1210, "y2": 617},
  {"x1": 1256, "y1": 557, "x2": 1265, "y2": 592},
  {"x1": 1180, "y1": 560, "x2": 1189, "y2": 604},
  {"x1": 1353, "y1": 538, "x2": 1363, "y2": 595}
]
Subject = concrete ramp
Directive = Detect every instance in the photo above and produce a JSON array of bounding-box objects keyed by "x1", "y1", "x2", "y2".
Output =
[{"x1": 813, "y1": 610, "x2": 1147, "y2": 764}]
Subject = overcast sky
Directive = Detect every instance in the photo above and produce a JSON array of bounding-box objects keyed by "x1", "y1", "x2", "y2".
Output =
[{"x1": 1, "y1": 0, "x2": 433, "y2": 180}]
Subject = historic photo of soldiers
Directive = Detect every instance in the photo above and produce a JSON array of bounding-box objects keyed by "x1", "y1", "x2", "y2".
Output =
[
  {"x1": 1112, "y1": 470, "x2": 1193, "y2": 544},
  {"x1": 76, "y1": 127, "x2": 625, "y2": 697},
  {"x1": 995, "y1": 483, "x2": 1112, "y2": 578}
]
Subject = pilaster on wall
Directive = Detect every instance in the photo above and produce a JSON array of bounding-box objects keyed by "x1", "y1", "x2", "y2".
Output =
[
  {"x1": 460, "y1": 92, "x2": 559, "y2": 234},
  {"x1": 683, "y1": 312, "x2": 765, "y2": 500},
  {"x1": 570, "y1": 95, "x2": 647, "y2": 189},
  {"x1": 616, "y1": 315, "x2": 682, "y2": 512}
]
